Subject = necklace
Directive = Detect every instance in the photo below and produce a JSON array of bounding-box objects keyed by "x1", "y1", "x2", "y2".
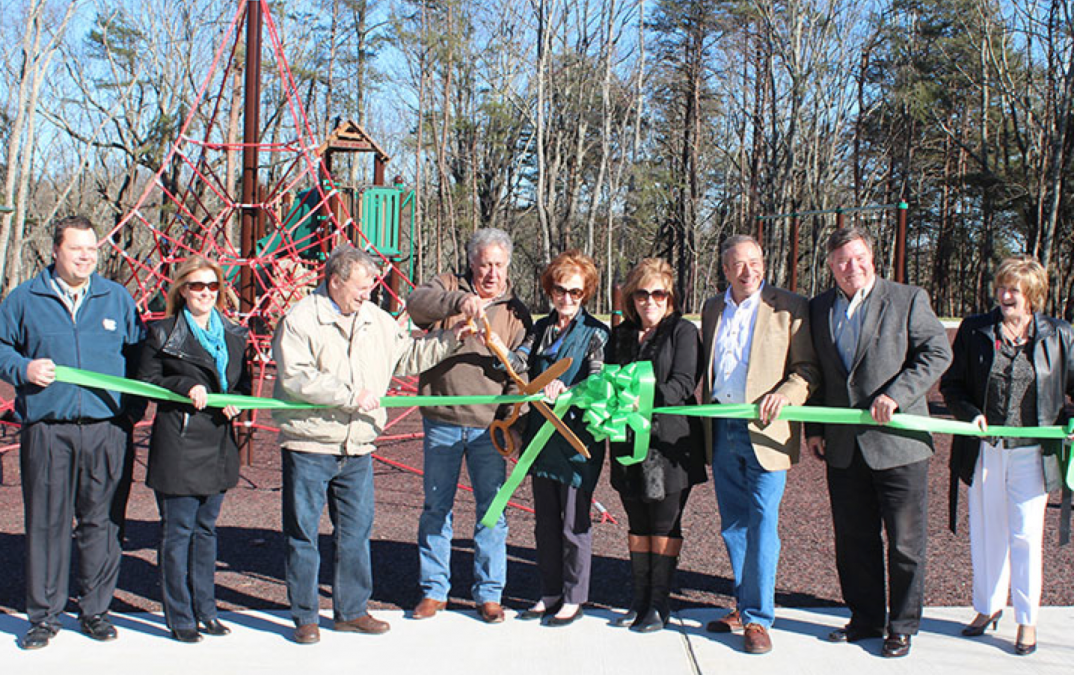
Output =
[{"x1": 1000, "y1": 319, "x2": 1031, "y2": 345}]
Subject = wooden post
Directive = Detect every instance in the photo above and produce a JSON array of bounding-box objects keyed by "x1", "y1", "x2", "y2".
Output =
[
  {"x1": 788, "y1": 214, "x2": 799, "y2": 291},
  {"x1": 374, "y1": 156, "x2": 386, "y2": 186},
  {"x1": 894, "y1": 202, "x2": 908, "y2": 282},
  {"x1": 611, "y1": 283, "x2": 623, "y2": 328}
]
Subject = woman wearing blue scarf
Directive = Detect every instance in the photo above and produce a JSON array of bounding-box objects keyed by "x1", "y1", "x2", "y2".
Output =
[{"x1": 136, "y1": 256, "x2": 250, "y2": 643}]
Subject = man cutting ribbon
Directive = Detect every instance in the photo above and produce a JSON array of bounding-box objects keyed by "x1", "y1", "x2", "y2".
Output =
[{"x1": 405, "y1": 228, "x2": 532, "y2": 625}]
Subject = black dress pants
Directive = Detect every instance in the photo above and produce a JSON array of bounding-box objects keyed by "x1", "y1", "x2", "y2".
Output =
[
  {"x1": 826, "y1": 448, "x2": 929, "y2": 635},
  {"x1": 531, "y1": 476, "x2": 593, "y2": 604},
  {"x1": 20, "y1": 420, "x2": 126, "y2": 626}
]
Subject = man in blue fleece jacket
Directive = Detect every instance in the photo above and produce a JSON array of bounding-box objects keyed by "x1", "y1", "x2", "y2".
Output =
[{"x1": 0, "y1": 216, "x2": 145, "y2": 650}]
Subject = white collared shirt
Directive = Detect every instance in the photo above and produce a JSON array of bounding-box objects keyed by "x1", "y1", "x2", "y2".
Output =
[
  {"x1": 711, "y1": 285, "x2": 762, "y2": 403},
  {"x1": 50, "y1": 275, "x2": 90, "y2": 320},
  {"x1": 830, "y1": 277, "x2": 875, "y2": 371}
]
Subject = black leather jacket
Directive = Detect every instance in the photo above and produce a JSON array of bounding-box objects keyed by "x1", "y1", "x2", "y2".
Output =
[{"x1": 941, "y1": 309, "x2": 1073, "y2": 531}]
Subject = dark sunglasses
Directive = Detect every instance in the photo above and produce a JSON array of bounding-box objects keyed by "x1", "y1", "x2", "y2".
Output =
[
  {"x1": 186, "y1": 281, "x2": 220, "y2": 292},
  {"x1": 552, "y1": 285, "x2": 585, "y2": 300},
  {"x1": 633, "y1": 288, "x2": 669, "y2": 303}
]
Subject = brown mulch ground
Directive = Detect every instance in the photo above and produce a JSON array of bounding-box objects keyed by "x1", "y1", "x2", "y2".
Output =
[{"x1": 0, "y1": 378, "x2": 1072, "y2": 619}]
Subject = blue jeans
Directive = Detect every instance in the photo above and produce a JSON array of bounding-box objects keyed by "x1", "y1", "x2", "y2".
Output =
[
  {"x1": 281, "y1": 450, "x2": 374, "y2": 625},
  {"x1": 155, "y1": 492, "x2": 225, "y2": 630},
  {"x1": 712, "y1": 418, "x2": 787, "y2": 628},
  {"x1": 417, "y1": 419, "x2": 507, "y2": 604}
]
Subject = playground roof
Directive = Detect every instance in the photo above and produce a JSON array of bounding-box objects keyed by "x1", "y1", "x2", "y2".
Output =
[{"x1": 318, "y1": 119, "x2": 391, "y2": 162}]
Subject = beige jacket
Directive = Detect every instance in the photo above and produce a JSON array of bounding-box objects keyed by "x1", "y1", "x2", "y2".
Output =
[
  {"x1": 272, "y1": 285, "x2": 458, "y2": 455},
  {"x1": 700, "y1": 284, "x2": 820, "y2": 470}
]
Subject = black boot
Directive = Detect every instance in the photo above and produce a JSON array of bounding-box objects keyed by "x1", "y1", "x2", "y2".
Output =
[
  {"x1": 613, "y1": 551, "x2": 651, "y2": 627},
  {"x1": 633, "y1": 553, "x2": 677, "y2": 633}
]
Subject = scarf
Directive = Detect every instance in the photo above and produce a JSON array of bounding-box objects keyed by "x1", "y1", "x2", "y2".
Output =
[{"x1": 183, "y1": 307, "x2": 229, "y2": 391}]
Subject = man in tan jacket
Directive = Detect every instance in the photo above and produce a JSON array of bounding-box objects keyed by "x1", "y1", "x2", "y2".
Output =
[
  {"x1": 699, "y1": 235, "x2": 819, "y2": 654},
  {"x1": 272, "y1": 246, "x2": 466, "y2": 645},
  {"x1": 406, "y1": 228, "x2": 532, "y2": 624}
]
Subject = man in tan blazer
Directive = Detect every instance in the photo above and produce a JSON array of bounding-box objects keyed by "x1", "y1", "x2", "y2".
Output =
[{"x1": 699, "y1": 235, "x2": 819, "y2": 654}]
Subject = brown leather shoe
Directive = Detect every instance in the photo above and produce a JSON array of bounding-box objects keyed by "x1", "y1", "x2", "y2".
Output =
[
  {"x1": 744, "y1": 623, "x2": 772, "y2": 654},
  {"x1": 705, "y1": 612, "x2": 744, "y2": 634},
  {"x1": 293, "y1": 623, "x2": 320, "y2": 644},
  {"x1": 478, "y1": 602, "x2": 505, "y2": 624},
  {"x1": 334, "y1": 613, "x2": 390, "y2": 635},
  {"x1": 412, "y1": 598, "x2": 447, "y2": 620}
]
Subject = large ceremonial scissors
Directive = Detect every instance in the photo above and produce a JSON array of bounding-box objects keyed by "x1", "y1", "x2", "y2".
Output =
[{"x1": 480, "y1": 317, "x2": 591, "y2": 459}]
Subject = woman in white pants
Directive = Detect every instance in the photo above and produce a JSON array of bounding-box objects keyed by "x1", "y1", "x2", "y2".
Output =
[{"x1": 941, "y1": 256, "x2": 1073, "y2": 656}]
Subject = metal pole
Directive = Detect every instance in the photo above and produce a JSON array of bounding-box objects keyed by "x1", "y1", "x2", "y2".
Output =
[
  {"x1": 239, "y1": 0, "x2": 262, "y2": 465},
  {"x1": 240, "y1": 0, "x2": 262, "y2": 317},
  {"x1": 389, "y1": 177, "x2": 406, "y2": 315},
  {"x1": 836, "y1": 208, "x2": 844, "y2": 230},
  {"x1": 894, "y1": 202, "x2": 908, "y2": 282}
]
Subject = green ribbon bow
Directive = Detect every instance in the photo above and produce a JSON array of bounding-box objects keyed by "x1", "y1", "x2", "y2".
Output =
[
  {"x1": 566, "y1": 362, "x2": 655, "y2": 466},
  {"x1": 481, "y1": 362, "x2": 657, "y2": 528}
]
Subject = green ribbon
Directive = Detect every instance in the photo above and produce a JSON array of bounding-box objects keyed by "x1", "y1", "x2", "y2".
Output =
[
  {"x1": 54, "y1": 365, "x2": 541, "y2": 410},
  {"x1": 658, "y1": 403, "x2": 1073, "y2": 440},
  {"x1": 1067, "y1": 420, "x2": 1075, "y2": 490},
  {"x1": 55, "y1": 365, "x2": 323, "y2": 409},
  {"x1": 54, "y1": 363, "x2": 1074, "y2": 508},
  {"x1": 480, "y1": 397, "x2": 573, "y2": 529},
  {"x1": 481, "y1": 363, "x2": 657, "y2": 528}
]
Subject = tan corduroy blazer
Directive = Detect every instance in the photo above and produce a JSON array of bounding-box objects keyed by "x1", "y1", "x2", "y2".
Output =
[{"x1": 700, "y1": 284, "x2": 820, "y2": 471}]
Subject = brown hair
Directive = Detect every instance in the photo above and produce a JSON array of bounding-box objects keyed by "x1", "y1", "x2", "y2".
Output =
[
  {"x1": 825, "y1": 226, "x2": 875, "y2": 255},
  {"x1": 994, "y1": 255, "x2": 1048, "y2": 314},
  {"x1": 165, "y1": 256, "x2": 228, "y2": 316},
  {"x1": 540, "y1": 250, "x2": 599, "y2": 302},
  {"x1": 620, "y1": 258, "x2": 677, "y2": 325},
  {"x1": 52, "y1": 215, "x2": 96, "y2": 247}
]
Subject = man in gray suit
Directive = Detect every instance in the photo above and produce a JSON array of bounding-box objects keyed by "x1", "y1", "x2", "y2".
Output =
[{"x1": 805, "y1": 227, "x2": 951, "y2": 658}]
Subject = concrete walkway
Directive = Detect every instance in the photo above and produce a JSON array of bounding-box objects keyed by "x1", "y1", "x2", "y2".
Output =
[{"x1": 1, "y1": 606, "x2": 1072, "y2": 675}]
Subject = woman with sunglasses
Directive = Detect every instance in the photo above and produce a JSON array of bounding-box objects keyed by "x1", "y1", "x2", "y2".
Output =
[
  {"x1": 137, "y1": 256, "x2": 250, "y2": 643},
  {"x1": 608, "y1": 258, "x2": 704, "y2": 632},
  {"x1": 501, "y1": 251, "x2": 609, "y2": 627}
]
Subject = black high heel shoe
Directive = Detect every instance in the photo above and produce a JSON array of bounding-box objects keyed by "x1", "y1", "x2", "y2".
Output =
[
  {"x1": 518, "y1": 601, "x2": 561, "y2": 621},
  {"x1": 960, "y1": 610, "x2": 1002, "y2": 637},
  {"x1": 1015, "y1": 626, "x2": 1037, "y2": 656},
  {"x1": 1015, "y1": 640, "x2": 1037, "y2": 656}
]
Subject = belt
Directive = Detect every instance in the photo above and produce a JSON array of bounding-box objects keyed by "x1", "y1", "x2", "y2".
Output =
[{"x1": 44, "y1": 417, "x2": 114, "y2": 426}]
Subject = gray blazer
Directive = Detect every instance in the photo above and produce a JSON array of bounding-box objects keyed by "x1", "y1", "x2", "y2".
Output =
[{"x1": 805, "y1": 277, "x2": 952, "y2": 471}]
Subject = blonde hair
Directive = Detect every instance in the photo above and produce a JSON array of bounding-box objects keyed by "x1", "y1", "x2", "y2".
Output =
[
  {"x1": 165, "y1": 256, "x2": 228, "y2": 316},
  {"x1": 620, "y1": 258, "x2": 677, "y2": 325},
  {"x1": 541, "y1": 250, "x2": 599, "y2": 302},
  {"x1": 994, "y1": 255, "x2": 1048, "y2": 313}
]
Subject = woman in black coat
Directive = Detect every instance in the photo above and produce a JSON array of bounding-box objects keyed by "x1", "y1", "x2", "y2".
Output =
[
  {"x1": 137, "y1": 256, "x2": 250, "y2": 643},
  {"x1": 607, "y1": 258, "x2": 704, "y2": 633},
  {"x1": 940, "y1": 255, "x2": 1072, "y2": 656}
]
